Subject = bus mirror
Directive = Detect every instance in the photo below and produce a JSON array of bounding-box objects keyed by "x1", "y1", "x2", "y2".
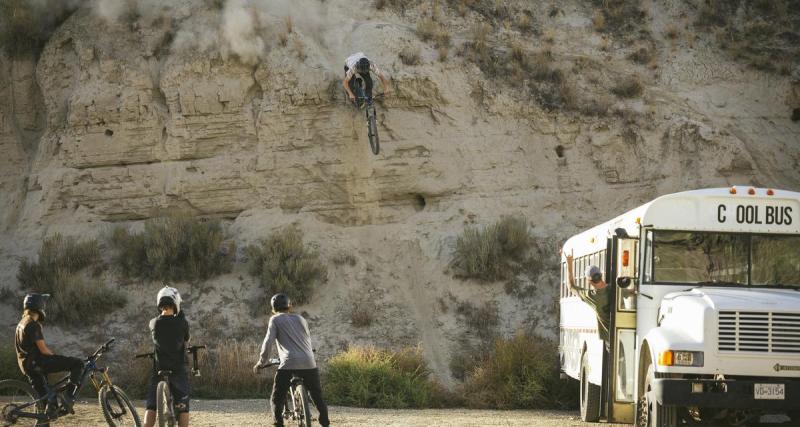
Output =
[{"x1": 617, "y1": 277, "x2": 632, "y2": 289}]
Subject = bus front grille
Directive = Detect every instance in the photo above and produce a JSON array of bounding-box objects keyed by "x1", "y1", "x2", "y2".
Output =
[{"x1": 719, "y1": 311, "x2": 800, "y2": 354}]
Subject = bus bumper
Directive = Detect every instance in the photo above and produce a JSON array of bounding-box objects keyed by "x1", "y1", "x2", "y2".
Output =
[{"x1": 653, "y1": 378, "x2": 800, "y2": 409}]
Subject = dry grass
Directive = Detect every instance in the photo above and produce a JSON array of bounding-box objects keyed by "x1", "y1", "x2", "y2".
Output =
[
  {"x1": 592, "y1": 10, "x2": 606, "y2": 32},
  {"x1": 455, "y1": 300, "x2": 499, "y2": 338},
  {"x1": 450, "y1": 216, "x2": 535, "y2": 282},
  {"x1": 611, "y1": 75, "x2": 644, "y2": 98},
  {"x1": 627, "y1": 45, "x2": 653, "y2": 64},
  {"x1": 665, "y1": 24, "x2": 679, "y2": 39},
  {"x1": 438, "y1": 45, "x2": 449, "y2": 61},
  {"x1": 416, "y1": 16, "x2": 451, "y2": 49},
  {"x1": 350, "y1": 305, "x2": 373, "y2": 327},
  {"x1": 331, "y1": 252, "x2": 357, "y2": 266}
]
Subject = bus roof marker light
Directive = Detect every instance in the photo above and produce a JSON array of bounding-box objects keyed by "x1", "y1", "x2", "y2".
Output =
[
  {"x1": 748, "y1": 187, "x2": 756, "y2": 195},
  {"x1": 767, "y1": 188, "x2": 775, "y2": 196},
  {"x1": 729, "y1": 186, "x2": 737, "y2": 195}
]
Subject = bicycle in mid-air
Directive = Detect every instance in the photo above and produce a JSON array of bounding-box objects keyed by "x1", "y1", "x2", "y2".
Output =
[
  {"x1": 134, "y1": 345, "x2": 205, "y2": 427},
  {"x1": 258, "y1": 358, "x2": 316, "y2": 427},
  {"x1": 351, "y1": 77, "x2": 384, "y2": 155},
  {"x1": 0, "y1": 338, "x2": 141, "y2": 426}
]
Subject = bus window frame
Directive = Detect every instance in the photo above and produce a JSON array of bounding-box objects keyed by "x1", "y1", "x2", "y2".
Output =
[{"x1": 648, "y1": 229, "x2": 800, "y2": 288}]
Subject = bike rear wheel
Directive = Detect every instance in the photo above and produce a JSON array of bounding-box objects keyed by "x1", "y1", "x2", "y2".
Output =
[
  {"x1": 0, "y1": 379, "x2": 43, "y2": 427},
  {"x1": 156, "y1": 381, "x2": 174, "y2": 427},
  {"x1": 295, "y1": 384, "x2": 312, "y2": 427},
  {"x1": 99, "y1": 385, "x2": 141, "y2": 427},
  {"x1": 367, "y1": 106, "x2": 380, "y2": 155}
]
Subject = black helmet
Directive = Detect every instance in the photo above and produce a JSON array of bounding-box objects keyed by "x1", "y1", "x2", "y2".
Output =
[
  {"x1": 356, "y1": 57, "x2": 370, "y2": 73},
  {"x1": 270, "y1": 293, "x2": 290, "y2": 312},
  {"x1": 23, "y1": 293, "x2": 50, "y2": 321}
]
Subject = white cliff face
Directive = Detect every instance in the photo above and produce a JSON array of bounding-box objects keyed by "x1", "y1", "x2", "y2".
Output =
[{"x1": 1, "y1": 0, "x2": 799, "y2": 381}]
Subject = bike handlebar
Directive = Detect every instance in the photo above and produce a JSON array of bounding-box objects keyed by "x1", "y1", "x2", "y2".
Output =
[
  {"x1": 89, "y1": 338, "x2": 116, "y2": 360},
  {"x1": 187, "y1": 345, "x2": 206, "y2": 353}
]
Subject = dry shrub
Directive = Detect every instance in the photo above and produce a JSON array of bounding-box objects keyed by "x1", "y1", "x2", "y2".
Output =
[
  {"x1": 416, "y1": 16, "x2": 450, "y2": 48},
  {"x1": 594, "y1": 0, "x2": 647, "y2": 35},
  {"x1": 460, "y1": 333, "x2": 578, "y2": 409},
  {"x1": 246, "y1": 227, "x2": 327, "y2": 308},
  {"x1": 455, "y1": 300, "x2": 499, "y2": 338},
  {"x1": 450, "y1": 216, "x2": 535, "y2": 282},
  {"x1": 193, "y1": 340, "x2": 272, "y2": 398},
  {"x1": 350, "y1": 305, "x2": 373, "y2": 327},
  {"x1": 611, "y1": 75, "x2": 644, "y2": 98},
  {"x1": 0, "y1": 345, "x2": 25, "y2": 382},
  {"x1": 331, "y1": 252, "x2": 357, "y2": 266},
  {"x1": 293, "y1": 38, "x2": 306, "y2": 60},
  {"x1": 665, "y1": 24, "x2": 679, "y2": 39},
  {"x1": 325, "y1": 346, "x2": 454, "y2": 408},
  {"x1": 592, "y1": 9, "x2": 606, "y2": 32},
  {"x1": 110, "y1": 213, "x2": 235, "y2": 283},
  {"x1": 398, "y1": 46, "x2": 422, "y2": 66},
  {"x1": 17, "y1": 234, "x2": 126, "y2": 325},
  {"x1": 627, "y1": 45, "x2": 653, "y2": 64}
]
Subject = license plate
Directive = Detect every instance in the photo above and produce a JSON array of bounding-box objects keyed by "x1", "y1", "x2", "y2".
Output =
[{"x1": 754, "y1": 383, "x2": 785, "y2": 400}]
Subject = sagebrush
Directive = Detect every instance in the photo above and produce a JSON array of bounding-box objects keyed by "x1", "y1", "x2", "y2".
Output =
[
  {"x1": 246, "y1": 227, "x2": 326, "y2": 308},
  {"x1": 451, "y1": 216, "x2": 537, "y2": 282},
  {"x1": 17, "y1": 234, "x2": 125, "y2": 325},
  {"x1": 460, "y1": 332, "x2": 578, "y2": 409},
  {"x1": 110, "y1": 213, "x2": 235, "y2": 283},
  {"x1": 325, "y1": 346, "x2": 454, "y2": 408}
]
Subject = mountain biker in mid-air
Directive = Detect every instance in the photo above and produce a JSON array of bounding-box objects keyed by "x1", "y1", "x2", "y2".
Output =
[
  {"x1": 144, "y1": 286, "x2": 191, "y2": 427},
  {"x1": 15, "y1": 293, "x2": 83, "y2": 418},
  {"x1": 253, "y1": 293, "x2": 330, "y2": 427},
  {"x1": 343, "y1": 52, "x2": 390, "y2": 107}
]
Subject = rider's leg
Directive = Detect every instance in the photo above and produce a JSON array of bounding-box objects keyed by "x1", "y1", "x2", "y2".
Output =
[
  {"x1": 364, "y1": 74, "x2": 374, "y2": 99},
  {"x1": 298, "y1": 368, "x2": 330, "y2": 427},
  {"x1": 271, "y1": 370, "x2": 292, "y2": 427},
  {"x1": 348, "y1": 78, "x2": 363, "y2": 108},
  {"x1": 143, "y1": 372, "x2": 158, "y2": 427},
  {"x1": 36, "y1": 355, "x2": 83, "y2": 397},
  {"x1": 171, "y1": 370, "x2": 191, "y2": 426}
]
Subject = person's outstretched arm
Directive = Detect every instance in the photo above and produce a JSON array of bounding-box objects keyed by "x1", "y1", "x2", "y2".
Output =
[
  {"x1": 343, "y1": 74, "x2": 355, "y2": 102},
  {"x1": 256, "y1": 317, "x2": 277, "y2": 367},
  {"x1": 373, "y1": 64, "x2": 390, "y2": 95}
]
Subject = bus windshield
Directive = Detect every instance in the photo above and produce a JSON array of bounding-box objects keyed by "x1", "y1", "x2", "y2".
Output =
[{"x1": 652, "y1": 231, "x2": 800, "y2": 287}]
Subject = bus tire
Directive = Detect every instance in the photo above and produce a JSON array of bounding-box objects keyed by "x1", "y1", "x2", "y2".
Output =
[
  {"x1": 580, "y1": 350, "x2": 601, "y2": 422},
  {"x1": 640, "y1": 364, "x2": 677, "y2": 427}
]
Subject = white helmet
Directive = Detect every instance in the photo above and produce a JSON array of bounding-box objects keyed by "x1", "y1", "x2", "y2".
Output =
[{"x1": 156, "y1": 286, "x2": 182, "y2": 314}]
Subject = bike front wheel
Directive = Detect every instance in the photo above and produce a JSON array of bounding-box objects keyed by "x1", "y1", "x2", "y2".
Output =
[
  {"x1": 294, "y1": 384, "x2": 312, "y2": 427},
  {"x1": 0, "y1": 379, "x2": 42, "y2": 426},
  {"x1": 367, "y1": 106, "x2": 380, "y2": 155},
  {"x1": 99, "y1": 385, "x2": 141, "y2": 427},
  {"x1": 155, "y1": 381, "x2": 174, "y2": 427}
]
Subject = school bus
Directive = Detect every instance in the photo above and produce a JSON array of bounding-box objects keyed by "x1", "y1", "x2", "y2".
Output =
[{"x1": 559, "y1": 187, "x2": 800, "y2": 426}]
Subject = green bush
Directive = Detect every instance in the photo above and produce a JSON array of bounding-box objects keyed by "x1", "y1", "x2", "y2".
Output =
[
  {"x1": 0, "y1": 345, "x2": 24, "y2": 381},
  {"x1": 246, "y1": 227, "x2": 326, "y2": 307},
  {"x1": 451, "y1": 216, "x2": 536, "y2": 282},
  {"x1": 325, "y1": 346, "x2": 452, "y2": 408},
  {"x1": 16, "y1": 234, "x2": 125, "y2": 325},
  {"x1": 110, "y1": 213, "x2": 235, "y2": 283},
  {"x1": 460, "y1": 333, "x2": 578, "y2": 409}
]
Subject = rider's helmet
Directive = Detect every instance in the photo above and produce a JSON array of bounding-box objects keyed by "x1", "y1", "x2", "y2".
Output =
[
  {"x1": 23, "y1": 293, "x2": 50, "y2": 321},
  {"x1": 156, "y1": 286, "x2": 182, "y2": 314},
  {"x1": 356, "y1": 57, "x2": 371, "y2": 74},
  {"x1": 270, "y1": 293, "x2": 290, "y2": 312}
]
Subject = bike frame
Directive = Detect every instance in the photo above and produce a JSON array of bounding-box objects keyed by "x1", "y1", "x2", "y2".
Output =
[{"x1": 9, "y1": 344, "x2": 115, "y2": 421}]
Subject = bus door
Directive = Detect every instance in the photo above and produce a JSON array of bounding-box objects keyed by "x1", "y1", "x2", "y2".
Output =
[{"x1": 607, "y1": 236, "x2": 638, "y2": 423}]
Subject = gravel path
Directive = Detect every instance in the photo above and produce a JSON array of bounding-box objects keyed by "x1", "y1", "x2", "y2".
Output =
[{"x1": 67, "y1": 399, "x2": 628, "y2": 426}]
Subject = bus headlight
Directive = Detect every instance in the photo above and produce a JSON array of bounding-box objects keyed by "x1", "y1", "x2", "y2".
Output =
[{"x1": 657, "y1": 350, "x2": 704, "y2": 367}]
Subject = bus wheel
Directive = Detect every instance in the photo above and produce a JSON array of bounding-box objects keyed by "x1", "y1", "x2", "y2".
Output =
[
  {"x1": 639, "y1": 364, "x2": 677, "y2": 427},
  {"x1": 580, "y1": 350, "x2": 601, "y2": 422}
]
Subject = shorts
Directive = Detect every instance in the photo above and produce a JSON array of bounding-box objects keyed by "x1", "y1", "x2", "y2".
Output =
[{"x1": 145, "y1": 370, "x2": 190, "y2": 413}]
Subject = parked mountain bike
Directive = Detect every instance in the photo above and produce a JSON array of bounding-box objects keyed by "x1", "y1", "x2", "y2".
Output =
[
  {"x1": 351, "y1": 77, "x2": 383, "y2": 155},
  {"x1": 0, "y1": 338, "x2": 141, "y2": 427},
  {"x1": 257, "y1": 359, "x2": 315, "y2": 427},
  {"x1": 134, "y1": 345, "x2": 205, "y2": 427}
]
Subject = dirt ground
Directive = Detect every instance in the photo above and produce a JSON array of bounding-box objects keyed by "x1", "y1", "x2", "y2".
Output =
[{"x1": 66, "y1": 399, "x2": 629, "y2": 426}]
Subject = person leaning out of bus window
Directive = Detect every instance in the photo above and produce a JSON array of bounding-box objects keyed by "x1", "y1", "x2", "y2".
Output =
[{"x1": 566, "y1": 251, "x2": 610, "y2": 344}]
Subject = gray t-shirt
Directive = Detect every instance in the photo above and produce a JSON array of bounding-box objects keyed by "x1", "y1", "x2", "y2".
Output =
[{"x1": 257, "y1": 312, "x2": 316, "y2": 370}]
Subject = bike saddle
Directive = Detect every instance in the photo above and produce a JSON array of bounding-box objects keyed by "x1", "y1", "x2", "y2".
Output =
[
  {"x1": 157, "y1": 370, "x2": 172, "y2": 377},
  {"x1": 290, "y1": 377, "x2": 304, "y2": 386}
]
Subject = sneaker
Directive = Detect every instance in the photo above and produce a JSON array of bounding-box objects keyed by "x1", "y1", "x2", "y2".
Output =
[{"x1": 61, "y1": 393, "x2": 75, "y2": 415}]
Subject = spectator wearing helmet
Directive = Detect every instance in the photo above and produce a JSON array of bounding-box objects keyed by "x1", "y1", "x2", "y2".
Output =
[
  {"x1": 343, "y1": 52, "x2": 390, "y2": 107},
  {"x1": 144, "y1": 286, "x2": 191, "y2": 427},
  {"x1": 565, "y1": 251, "x2": 610, "y2": 343},
  {"x1": 15, "y1": 293, "x2": 83, "y2": 417},
  {"x1": 254, "y1": 294, "x2": 330, "y2": 427}
]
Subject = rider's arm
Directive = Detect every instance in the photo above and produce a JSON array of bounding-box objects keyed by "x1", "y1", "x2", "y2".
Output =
[
  {"x1": 343, "y1": 72, "x2": 355, "y2": 100},
  {"x1": 35, "y1": 340, "x2": 54, "y2": 356},
  {"x1": 257, "y1": 317, "x2": 278, "y2": 366},
  {"x1": 372, "y1": 64, "x2": 390, "y2": 94}
]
